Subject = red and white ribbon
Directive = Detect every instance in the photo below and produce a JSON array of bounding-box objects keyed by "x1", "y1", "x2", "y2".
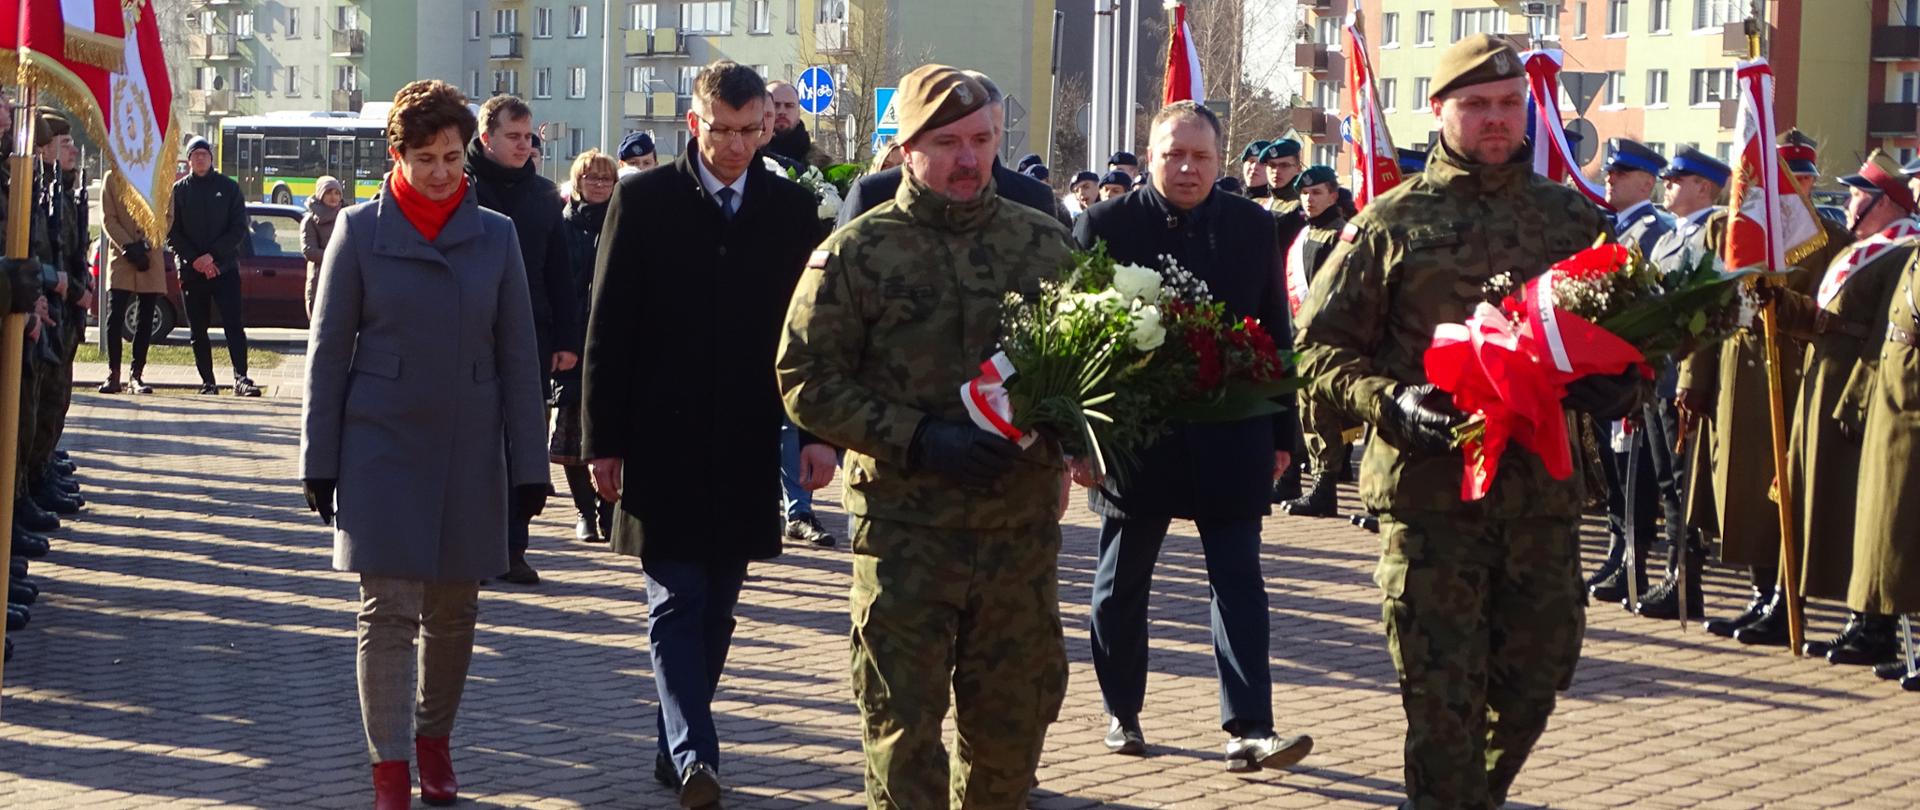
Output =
[
  {"x1": 960, "y1": 352, "x2": 1036, "y2": 449},
  {"x1": 1522, "y1": 271, "x2": 1574, "y2": 374},
  {"x1": 1285, "y1": 228, "x2": 1312, "y2": 317}
]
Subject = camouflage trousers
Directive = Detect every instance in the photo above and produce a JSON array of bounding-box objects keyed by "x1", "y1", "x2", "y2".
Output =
[
  {"x1": 849, "y1": 516, "x2": 1068, "y2": 810},
  {"x1": 1375, "y1": 511, "x2": 1586, "y2": 810},
  {"x1": 1300, "y1": 395, "x2": 1354, "y2": 478}
]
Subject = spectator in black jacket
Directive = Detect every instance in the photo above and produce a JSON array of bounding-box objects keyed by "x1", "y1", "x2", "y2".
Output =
[
  {"x1": 167, "y1": 136, "x2": 259, "y2": 397},
  {"x1": 467, "y1": 95, "x2": 580, "y2": 585}
]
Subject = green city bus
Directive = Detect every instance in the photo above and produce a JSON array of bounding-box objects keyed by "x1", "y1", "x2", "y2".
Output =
[{"x1": 218, "y1": 110, "x2": 393, "y2": 205}]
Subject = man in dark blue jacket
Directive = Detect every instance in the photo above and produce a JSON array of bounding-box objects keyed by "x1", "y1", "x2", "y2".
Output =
[
  {"x1": 167, "y1": 136, "x2": 257, "y2": 397},
  {"x1": 1072, "y1": 101, "x2": 1313, "y2": 774}
]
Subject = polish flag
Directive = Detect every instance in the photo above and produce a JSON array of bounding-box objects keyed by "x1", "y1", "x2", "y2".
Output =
[
  {"x1": 1162, "y1": 2, "x2": 1203, "y2": 104},
  {"x1": 1342, "y1": 3, "x2": 1400, "y2": 209},
  {"x1": 1521, "y1": 49, "x2": 1609, "y2": 210},
  {"x1": 1722, "y1": 59, "x2": 1829, "y2": 274}
]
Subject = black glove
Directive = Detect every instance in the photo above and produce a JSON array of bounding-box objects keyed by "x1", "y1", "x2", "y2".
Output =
[
  {"x1": 1379, "y1": 383, "x2": 1466, "y2": 455},
  {"x1": 123, "y1": 239, "x2": 151, "y2": 269},
  {"x1": 303, "y1": 478, "x2": 337, "y2": 526},
  {"x1": 1564, "y1": 369, "x2": 1643, "y2": 421},
  {"x1": 0, "y1": 258, "x2": 39, "y2": 314},
  {"x1": 908, "y1": 418, "x2": 1021, "y2": 487},
  {"x1": 512, "y1": 482, "x2": 549, "y2": 523}
]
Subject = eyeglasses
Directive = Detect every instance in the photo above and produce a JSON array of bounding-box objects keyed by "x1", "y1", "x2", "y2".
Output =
[
  {"x1": 581, "y1": 175, "x2": 617, "y2": 185},
  {"x1": 695, "y1": 115, "x2": 766, "y2": 144}
]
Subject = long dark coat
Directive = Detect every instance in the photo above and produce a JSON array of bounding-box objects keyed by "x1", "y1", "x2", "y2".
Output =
[
  {"x1": 581, "y1": 151, "x2": 821, "y2": 562},
  {"x1": 300, "y1": 186, "x2": 549, "y2": 582},
  {"x1": 1074, "y1": 183, "x2": 1295, "y2": 520},
  {"x1": 1850, "y1": 248, "x2": 1920, "y2": 614}
]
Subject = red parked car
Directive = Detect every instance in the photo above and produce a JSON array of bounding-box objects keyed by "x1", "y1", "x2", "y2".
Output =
[{"x1": 91, "y1": 202, "x2": 313, "y2": 340}]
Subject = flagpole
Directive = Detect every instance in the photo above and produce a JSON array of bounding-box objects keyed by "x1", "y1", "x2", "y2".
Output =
[
  {"x1": 1745, "y1": 9, "x2": 1806, "y2": 657},
  {"x1": 0, "y1": 77, "x2": 37, "y2": 722}
]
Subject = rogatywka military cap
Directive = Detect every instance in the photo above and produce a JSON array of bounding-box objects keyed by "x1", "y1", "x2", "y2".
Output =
[
  {"x1": 1604, "y1": 138, "x2": 1667, "y2": 176},
  {"x1": 1430, "y1": 34, "x2": 1525, "y2": 100},
  {"x1": 1840, "y1": 149, "x2": 1917, "y2": 215},
  {"x1": 1261, "y1": 139, "x2": 1302, "y2": 162},
  {"x1": 895, "y1": 64, "x2": 989, "y2": 146},
  {"x1": 1661, "y1": 147, "x2": 1730, "y2": 188}
]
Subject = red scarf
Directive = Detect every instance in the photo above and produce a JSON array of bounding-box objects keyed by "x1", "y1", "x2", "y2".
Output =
[{"x1": 386, "y1": 169, "x2": 466, "y2": 242}]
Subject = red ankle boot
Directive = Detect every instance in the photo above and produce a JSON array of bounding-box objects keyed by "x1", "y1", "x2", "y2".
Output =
[
  {"x1": 372, "y1": 761, "x2": 412, "y2": 810},
  {"x1": 416, "y1": 735, "x2": 457, "y2": 806}
]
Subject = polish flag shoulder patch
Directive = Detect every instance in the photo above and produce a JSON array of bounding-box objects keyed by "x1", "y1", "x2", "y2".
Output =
[
  {"x1": 807, "y1": 250, "x2": 831, "y2": 269},
  {"x1": 1340, "y1": 223, "x2": 1361, "y2": 243}
]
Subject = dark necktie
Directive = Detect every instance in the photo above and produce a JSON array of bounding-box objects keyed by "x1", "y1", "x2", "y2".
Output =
[{"x1": 717, "y1": 187, "x2": 736, "y2": 221}]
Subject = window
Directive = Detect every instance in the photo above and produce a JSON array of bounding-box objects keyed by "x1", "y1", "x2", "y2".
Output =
[
  {"x1": 750, "y1": 0, "x2": 771, "y2": 33},
  {"x1": 193, "y1": 12, "x2": 215, "y2": 34},
  {"x1": 1905, "y1": 0, "x2": 1920, "y2": 23},
  {"x1": 335, "y1": 5, "x2": 357, "y2": 31},
  {"x1": 787, "y1": 0, "x2": 798, "y2": 33},
  {"x1": 1603, "y1": 70, "x2": 1627, "y2": 106},
  {"x1": 1693, "y1": 0, "x2": 1743, "y2": 30},
  {"x1": 569, "y1": 67, "x2": 588, "y2": 98},
  {"x1": 677, "y1": 65, "x2": 702, "y2": 96},
  {"x1": 1715, "y1": 142, "x2": 1732, "y2": 162},
  {"x1": 570, "y1": 5, "x2": 589, "y2": 37},
  {"x1": 237, "y1": 67, "x2": 253, "y2": 96},
  {"x1": 570, "y1": 128, "x2": 587, "y2": 158},
  {"x1": 1414, "y1": 77, "x2": 1431, "y2": 103},
  {"x1": 469, "y1": 10, "x2": 481, "y2": 39},
  {"x1": 286, "y1": 65, "x2": 302, "y2": 96},
  {"x1": 1318, "y1": 17, "x2": 1339, "y2": 49},
  {"x1": 1575, "y1": 0, "x2": 1588, "y2": 36},
  {"x1": 817, "y1": 0, "x2": 846, "y2": 24},
  {"x1": 681, "y1": 2, "x2": 730, "y2": 34},
  {"x1": 1538, "y1": 11, "x2": 1560, "y2": 39},
  {"x1": 628, "y1": 65, "x2": 655, "y2": 92},
  {"x1": 629, "y1": 2, "x2": 657, "y2": 31},
  {"x1": 1379, "y1": 78, "x2": 1397, "y2": 112},
  {"x1": 1647, "y1": 142, "x2": 1666, "y2": 156},
  {"x1": 235, "y1": 11, "x2": 254, "y2": 38},
  {"x1": 1646, "y1": 69, "x2": 1669, "y2": 106},
  {"x1": 1650, "y1": 0, "x2": 1672, "y2": 32},
  {"x1": 1312, "y1": 144, "x2": 1338, "y2": 168},
  {"x1": 535, "y1": 7, "x2": 553, "y2": 37},
  {"x1": 1314, "y1": 80, "x2": 1340, "y2": 112},
  {"x1": 1900, "y1": 71, "x2": 1920, "y2": 103},
  {"x1": 335, "y1": 65, "x2": 357, "y2": 92},
  {"x1": 289, "y1": 7, "x2": 302, "y2": 38},
  {"x1": 1381, "y1": 12, "x2": 1400, "y2": 47},
  {"x1": 194, "y1": 66, "x2": 213, "y2": 91},
  {"x1": 1452, "y1": 8, "x2": 1507, "y2": 42},
  {"x1": 493, "y1": 70, "x2": 519, "y2": 96},
  {"x1": 469, "y1": 70, "x2": 483, "y2": 96},
  {"x1": 1606, "y1": 0, "x2": 1628, "y2": 35},
  {"x1": 1416, "y1": 11, "x2": 1435, "y2": 45},
  {"x1": 534, "y1": 67, "x2": 552, "y2": 98},
  {"x1": 495, "y1": 9, "x2": 519, "y2": 34},
  {"x1": 1690, "y1": 67, "x2": 1736, "y2": 105}
]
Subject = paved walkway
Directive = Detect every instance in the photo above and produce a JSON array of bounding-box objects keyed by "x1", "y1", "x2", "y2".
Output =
[{"x1": 1, "y1": 393, "x2": 1916, "y2": 808}]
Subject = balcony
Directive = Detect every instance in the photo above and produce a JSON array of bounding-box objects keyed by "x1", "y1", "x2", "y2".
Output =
[
  {"x1": 489, "y1": 32, "x2": 523, "y2": 60},
  {"x1": 1306, "y1": 0, "x2": 1338, "y2": 15},
  {"x1": 1290, "y1": 107, "x2": 1335, "y2": 138},
  {"x1": 816, "y1": 20, "x2": 851, "y2": 53},
  {"x1": 189, "y1": 89, "x2": 234, "y2": 115},
  {"x1": 187, "y1": 33, "x2": 240, "y2": 61},
  {"x1": 625, "y1": 27, "x2": 689, "y2": 56},
  {"x1": 331, "y1": 29, "x2": 365, "y2": 58},
  {"x1": 1294, "y1": 42, "x2": 1342, "y2": 77},
  {"x1": 1869, "y1": 102, "x2": 1920, "y2": 137},
  {"x1": 622, "y1": 90, "x2": 686, "y2": 121},
  {"x1": 332, "y1": 89, "x2": 364, "y2": 112},
  {"x1": 1873, "y1": 26, "x2": 1920, "y2": 62}
]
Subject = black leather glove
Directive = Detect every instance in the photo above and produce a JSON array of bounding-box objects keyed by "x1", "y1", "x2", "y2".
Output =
[
  {"x1": 1378, "y1": 383, "x2": 1466, "y2": 455},
  {"x1": 0, "y1": 258, "x2": 39, "y2": 314},
  {"x1": 512, "y1": 482, "x2": 549, "y2": 523},
  {"x1": 123, "y1": 239, "x2": 151, "y2": 269},
  {"x1": 302, "y1": 478, "x2": 337, "y2": 526},
  {"x1": 908, "y1": 418, "x2": 1021, "y2": 487},
  {"x1": 1564, "y1": 369, "x2": 1643, "y2": 421}
]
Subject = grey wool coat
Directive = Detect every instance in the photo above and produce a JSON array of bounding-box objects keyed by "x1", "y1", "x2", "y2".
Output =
[{"x1": 299, "y1": 185, "x2": 549, "y2": 581}]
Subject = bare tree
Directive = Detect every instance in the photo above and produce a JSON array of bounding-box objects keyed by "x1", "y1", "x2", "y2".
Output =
[
  {"x1": 1052, "y1": 71, "x2": 1089, "y2": 171},
  {"x1": 1180, "y1": 0, "x2": 1298, "y2": 151},
  {"x1": 794, "y1": 6, "x2": 931, "y2": 164}
]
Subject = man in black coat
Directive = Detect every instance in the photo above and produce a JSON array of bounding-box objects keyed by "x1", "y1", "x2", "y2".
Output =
[
  {"x1": 466, "y1": 95, "x2": 580, "y2": 585},
  {"x1": 167, "y1": 136, "x2": 258, "y2": 396},
  {"x1": 580, "y1": 61, "x2": 830, "y2": 807},
  {"x1": 1072, "y1": 102, "x2": 1313, "y2": 774}
]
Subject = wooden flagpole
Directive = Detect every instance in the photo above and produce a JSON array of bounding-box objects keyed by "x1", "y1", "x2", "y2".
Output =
[{"x1": 0, "y1": 79, "x2": 37, "y2": 716}]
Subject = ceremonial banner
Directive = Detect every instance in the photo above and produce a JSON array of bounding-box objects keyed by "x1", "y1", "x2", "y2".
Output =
[
  {"x1": 1161, "y1": 1, "x2": 1203, "y2": 104},
  {"x1": 1723, "y1": 58, "x2": 1827, "y2": 274},
  {"x1": 1342, "y1": 2, "x2": 1400, "y2": 210},
  {"x1": 1521, "y1": 49, "x2": 1608, "y2": 210}
]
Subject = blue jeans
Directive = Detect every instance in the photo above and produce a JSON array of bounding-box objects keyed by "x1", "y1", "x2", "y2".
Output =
[
  {"x1": 780, "y1": 419, "x2": 811, "y2": 520},
  {"x1": 644, "y1": 555, "x2": 749, "y2": 773},
  {"x1": 1089, "y1": 515, "x2": 1273, "y2": 736}
]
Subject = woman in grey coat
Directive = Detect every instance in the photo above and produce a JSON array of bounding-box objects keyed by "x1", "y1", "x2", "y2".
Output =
[{"x1": 299, "y1": 80, "x2": 549, "y2": 810}]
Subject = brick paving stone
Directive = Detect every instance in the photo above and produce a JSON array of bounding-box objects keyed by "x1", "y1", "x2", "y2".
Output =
[{"x1": 2, "y1": 392, "x2": 1920, "y2": 808}]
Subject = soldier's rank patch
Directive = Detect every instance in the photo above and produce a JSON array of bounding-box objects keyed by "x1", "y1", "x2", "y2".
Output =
[
  {"x1": 1340, "y1": 223, "x2": 1360, "y2": 243},
  {"x1": 807, "y1": 250, "x2": 831, "y2": 269}
]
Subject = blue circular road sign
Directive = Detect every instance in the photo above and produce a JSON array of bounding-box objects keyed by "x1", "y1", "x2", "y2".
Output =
[{"x1": 797, "y1": 66, "x2": 836, "y2": 115}]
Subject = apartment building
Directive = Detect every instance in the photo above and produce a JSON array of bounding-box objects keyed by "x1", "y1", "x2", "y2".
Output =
[
  {"x1": 1870, "y1": 0, "x2": 1920, "y2": 165},
  {"x1": 177, "y1": 0, "x2": 380, "y2": 137}
]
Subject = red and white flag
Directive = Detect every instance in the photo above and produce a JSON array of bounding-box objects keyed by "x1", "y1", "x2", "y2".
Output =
[
  {"x1": 1162, "y1": 1, "x2": 1203, "y2": 104},
  {"x1": 1342, "y1": 3, "x2": 1400, "y2": 210},
  {"x1": 1723, "y1": 58, "x2": 1828, "y2": 274},
  {"x1": 1521, "y1": 49, "x2": 1609, "y2": 210}
]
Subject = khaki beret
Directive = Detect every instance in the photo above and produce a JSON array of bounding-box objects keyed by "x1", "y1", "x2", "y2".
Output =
[
  {"x1": 1430, "y1": 34, "x2": 1525, "y2": 100},
  {"x1": 33, "y1": 108, "x2": 70, "y2": 148},
  {"x1": 896, "y1": 64, "x2": 988, "y2": 146}
]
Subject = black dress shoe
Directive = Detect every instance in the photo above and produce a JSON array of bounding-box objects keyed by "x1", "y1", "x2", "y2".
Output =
[
  {"x1": 9, "y1": 555, "x2": 26, "y2": 579},
  {"x1": 15, "y1": 498, "x2": 58, "y2": 534},
  {"x1": 1706, "y1": 587, "x2": 1772, "y2": 637},
  {"x1": 1903, "y1": 673, "x2": 1920, "y2": 692},
  {"x1": 654, "y1": 753, "x2": 678, "y2": 789},
  {"x1": 574, "y1": 515, "x2": 602, "y2": 543},
  {"x1": 497, "y1": 559, "x2": 540, "y2": 585},
  {"x1": 1103, "y1": 715, "x2": 1146, "y2": 755},
  {"x1": 11, "y1": 530, "x2": 49, "y2": 559},
  {"x1": 678, "y1": 762, "x2": 722, "y2": 809},
  {"x1": 1874, "y1": 660, "x2": 1910, "y2": 681},
  {"x1": 1733, "y1": 594, "x2": 1791, "y2": 647},
  {"x1": 9, "y1": 578, "x2": 36, "y2": 605},
  {"x1": 31, "y1": 482, "x2": 82, "y2": 515},
  {"x1": 7, "y1": 603, "x2": 29, "y2": 631},
  {"x1": 1588, "y1": 567, "x2": 1635, "y2": 605},
  {"x1": 1828, "y1": 614, "x2": 1899, "y2": 666},
  {"x1": 1224, "y1": 733, "x2": 1313, "y2": 773}
]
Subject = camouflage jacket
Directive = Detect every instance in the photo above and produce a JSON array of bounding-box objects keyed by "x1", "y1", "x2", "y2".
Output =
[
  {"x1": 778, "y1": 175, "x2": 1073, "y2": 529},
  {"x1": 1294, "y1": 139, "x2": 1610, "y2": 519}
]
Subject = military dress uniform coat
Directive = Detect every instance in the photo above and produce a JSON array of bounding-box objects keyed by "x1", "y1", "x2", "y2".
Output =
[
  {"x1": 1614, "y1": 201, "x2": 1674, "y2": 259},
  {"x1": 300, "y1": 186, "x2": 549, "y2": 582},
  {"x1": 102, "y1": 172, "x2": 168, "y2": 294},
  {"x1": 1848, "y1": 249, "x2": 1920, "y2": 614},
  {"x1": 580, "y1": 152, "x2": 821, "y2": 562}
]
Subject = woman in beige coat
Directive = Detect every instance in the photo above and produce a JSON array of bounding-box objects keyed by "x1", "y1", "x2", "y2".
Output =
[{"x1": 99, "y1": 171, "x2": 167, "y2": 394}]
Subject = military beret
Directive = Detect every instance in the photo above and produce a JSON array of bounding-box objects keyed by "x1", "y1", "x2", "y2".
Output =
[
  {"x1": 1240, "y1": 140, "x2": 1271, "y2": 161},
  {"x1": 1099, "y1": 170, "x2": 1132, "y2": 188},
  {"x1": 184, "y1": 135, "x2": 213, "y2": 158},
  {"x1": 1430, "y1": 34, "x2": 1525, "y2": 100},
  {"x1": 1022, "y1": 163, "x2": 1050, "y2": 182},
  {"x1": 1661, "y1": 147, "x2": 1731, "y2": 188},
  {"x1": 896, "y1": 64, "x2": 989, "y2": 146},
  {"x1": 33, "y1": 108, "x2": 70, "y2": 148},
  {"x1": 1295, "y1": 164, "x2": 1339, "y2": 190},
  {"x1": 1604, "y1": 138, "x2": 1667, "y2": 176},
  {"x1": 618, "y1": 131, "x2": 655, "y2": 160},
  {"x1": 1107, "y1": 151, "x2": 1138, "y2": 167},
  {"x1": 1017, "y1": 153, "x2": 1043, "y2": 169},
  {"x1": 1071, "y1": 170, "x2": 1100, "y2": 186},
  {"x1": 1260, "y1": 139, "x2": 1302, "y2": 162},
  {"x1": 1397, "y1": 147, "x2": 1429, "y2": 174},
  {"x1": 1840, "y1": 150, "x2": 1917, "y2": 215}
]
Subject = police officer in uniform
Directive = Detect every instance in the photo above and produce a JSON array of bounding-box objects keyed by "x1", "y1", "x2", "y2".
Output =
[
  {"x1": 1296, "y1": 35, "x2": 1634, "y2": 809},
  {"x1": 777, "y1": 65, "x2": 1071, "y2": 808},
  {"x1": 1277, "y1": 165, "x2": 1352, "y2": 518}
]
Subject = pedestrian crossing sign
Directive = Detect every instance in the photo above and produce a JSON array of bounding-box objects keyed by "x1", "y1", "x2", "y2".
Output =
[{"x1": 874, "y1": 87, "x2": 899, "y2": 139}]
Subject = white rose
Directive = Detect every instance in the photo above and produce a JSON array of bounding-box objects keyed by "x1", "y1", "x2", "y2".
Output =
[
  {"x1": 1129, "y1": 304, "x2": 1166, "y2": 351},
  {"x1": 1112, "y1": 263, "x2": 1163, "y2": 302},
  {"x1": 762, "y1": 156, "x2": 787, "y2": 176}
]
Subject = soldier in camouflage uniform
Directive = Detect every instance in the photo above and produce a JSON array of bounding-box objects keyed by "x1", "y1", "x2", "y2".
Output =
[
  {"x1": 776, "y1": 65, "x2": 1071, "y2": 809},
  {"x1": 1295, "y1": 35, "x2": 1635, "y2": 809},
  {"x1": 1277, "y1": 165, "x2": 1353, "y2": 518}
]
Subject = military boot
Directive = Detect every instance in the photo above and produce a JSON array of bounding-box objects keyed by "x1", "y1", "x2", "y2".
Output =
[
  {"x1": 1707, "y1": 586, "x2": 1773, "y2": 638},
  {"x1": 1271, "y1": 464, "x2": 1302, "y2": 504},
  {"x1": 1875, "y1": 660, "x2": 1911, "y2": 681},
  {"x1": 1732, "y1": 591, "x2": 1792, "y2": 647},
  {"x1": 1805, "y1": 612, "x2": 1870, "y2": 658},
  {"x1": 1828, "y1": 613, "x2": 1900, "y2": 666},
  {"x1": 15, "y1": 496, "x2": 60, "y2": 533},
  {"x1": 30, "y1": 478, "x2": 81, "y2": 516},
  {"x1": 1635, "y1": 542, "x2": 1704, "y2": 619},
  {"x1": 1281, "y1": 474, "x2": 1338, "y2": 518}
]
